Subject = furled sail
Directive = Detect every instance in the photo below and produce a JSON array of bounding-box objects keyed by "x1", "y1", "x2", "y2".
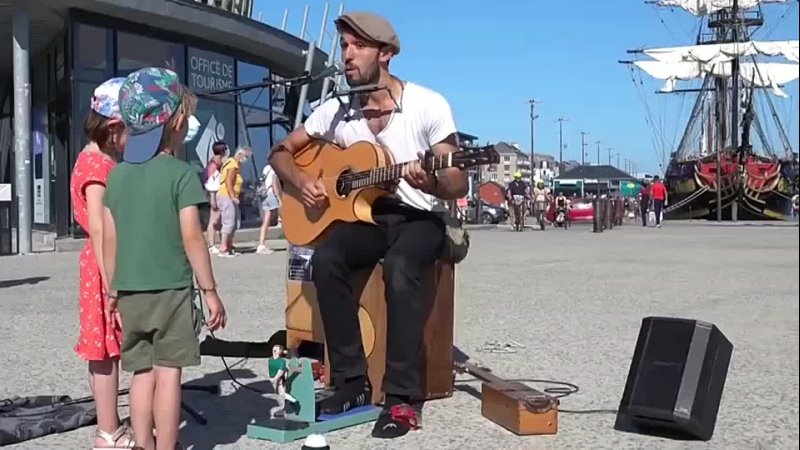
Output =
[
  {"x1": 655, "y1": 0, "x2": 789, "y2": 16},
  {"x1": 633, "y1": 60, "x2": 800, "y2": 96},
  {"x1": 644, "y1": 40, "x2": 799, "y2": 64}
]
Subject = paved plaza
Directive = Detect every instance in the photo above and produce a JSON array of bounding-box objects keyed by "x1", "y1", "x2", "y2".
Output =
[{"x1": 1, "y1": 222, "x2": 798, "y2": 449}]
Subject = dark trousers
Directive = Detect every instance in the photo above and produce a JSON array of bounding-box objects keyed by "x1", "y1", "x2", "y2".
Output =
[
  {"x1": 310, "y1": 200, "x2": 445, "y2": 398},
  {"x1": 653, "y1": 199, "x2": 665, "y2": 225},
  {"x1": 640, "y1": 197, "x2": 650, "y2": 226}
]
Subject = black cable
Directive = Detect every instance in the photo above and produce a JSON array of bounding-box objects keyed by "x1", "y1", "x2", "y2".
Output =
[
  {"x1": 193, "y1": 283, "x2": 274, "y2": 395},
  {"x1": 195, "y1": 287, "x2": 617, "y2": 415},
  {"x1": 203, "y1": 328, "x2": 272, "y2": 395}
]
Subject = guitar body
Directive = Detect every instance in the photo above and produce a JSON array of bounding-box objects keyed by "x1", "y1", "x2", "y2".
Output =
[{"x1": 281, "y1": 140, "x2": 394, "y2": 246}]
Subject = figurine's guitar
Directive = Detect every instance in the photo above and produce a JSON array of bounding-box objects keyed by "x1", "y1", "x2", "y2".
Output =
[{"x1": 280, "y1": 140, "x2": 499, "y2": 246}]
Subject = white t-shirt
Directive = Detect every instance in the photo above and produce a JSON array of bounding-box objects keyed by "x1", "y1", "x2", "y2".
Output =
[
  {"x1": 303, "y1": 81, "x2": 457, "y2": 211},
  {"x1": 261, "y1": 164, "x2": 276, "y2": 197},
  {"x1": 262, "y1": 165, "x2": 275, "y2": 187}
]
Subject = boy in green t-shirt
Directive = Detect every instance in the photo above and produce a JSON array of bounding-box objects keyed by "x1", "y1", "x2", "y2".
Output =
[{"x1": 102, "y1": 67, "x2": 227, "y2": 450}]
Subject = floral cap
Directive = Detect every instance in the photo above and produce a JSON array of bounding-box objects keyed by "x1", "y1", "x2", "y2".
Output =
[
  {"x1": 118, "y1": 67, "x2": 183, "y2": 164},
  {"x1": 90, "y1": 77, "x2": 126, "y2": 119}
]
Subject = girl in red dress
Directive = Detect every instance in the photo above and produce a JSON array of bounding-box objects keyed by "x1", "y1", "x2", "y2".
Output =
[{"x1": 69, "y1": 77, "x2": 135, "y2": 449}]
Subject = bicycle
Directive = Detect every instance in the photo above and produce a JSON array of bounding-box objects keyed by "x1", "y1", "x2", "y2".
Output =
[
  {"x1": 534, "y1": 200, "x2": 548, "y2": 231},
  {"x1": 511, "y1": 195, "x2": 527, "y2": 231}
]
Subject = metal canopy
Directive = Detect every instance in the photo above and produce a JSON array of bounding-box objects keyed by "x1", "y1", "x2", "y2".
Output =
[{"x1": 0, "y1": 0, "x2": 329, "y2": 85}]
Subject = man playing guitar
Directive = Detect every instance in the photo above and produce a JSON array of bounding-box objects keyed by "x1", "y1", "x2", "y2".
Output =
[{"x1": 267, "y1": 11, "x2": 468, "y2": 440}]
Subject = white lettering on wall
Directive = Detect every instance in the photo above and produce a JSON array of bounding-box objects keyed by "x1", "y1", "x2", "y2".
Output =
[{"x1": 189, "y1": 54, "x2": 234, "y2": 91}]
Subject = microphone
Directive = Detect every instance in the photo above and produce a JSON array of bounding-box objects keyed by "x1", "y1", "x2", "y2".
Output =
[
  {"x1": 330, "y1": 83, "x2": 382, "y2": 97},
  {"x1": 310, "y1": 61, "x2": 345, "y2": 82}
]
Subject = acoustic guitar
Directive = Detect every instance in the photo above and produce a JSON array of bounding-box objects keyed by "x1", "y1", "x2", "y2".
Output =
[{"x1": 280, "y1": 140, "x2": 499, "y2": 246}]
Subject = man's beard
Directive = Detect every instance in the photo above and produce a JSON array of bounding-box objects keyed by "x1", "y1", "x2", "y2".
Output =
[{"x1": 345, "y1": 61, "x2": 380, "y2": 87}]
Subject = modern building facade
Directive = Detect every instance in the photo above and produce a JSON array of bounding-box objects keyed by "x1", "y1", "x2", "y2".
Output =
[
  {"x1": 485, "y1": 142, "x2": 531, "y2": 184},
  {"x1": 1, "y1": 0, "x2": 330, "y2": 247},
  {"x1": 531, "y1": 153, "x2": 558, "y2": 185}
]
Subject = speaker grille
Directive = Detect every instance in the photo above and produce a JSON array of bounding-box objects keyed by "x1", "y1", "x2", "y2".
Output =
[{"x1": 630, "y1": 319, "x2": 695, "y2": 415}]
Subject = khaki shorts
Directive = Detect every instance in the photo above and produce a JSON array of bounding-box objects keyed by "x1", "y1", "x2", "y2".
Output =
[
  {"x1": 218, "y1": 195, "x2": 240, "y2": 234},
  {"x1": 117, "y1": 287, "x2": 200, "y2": 373}
]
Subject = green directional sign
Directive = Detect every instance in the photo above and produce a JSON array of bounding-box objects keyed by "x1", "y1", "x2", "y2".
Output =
[{"x1": 620, "y1": 181, "x2": 640, "y2": 197}]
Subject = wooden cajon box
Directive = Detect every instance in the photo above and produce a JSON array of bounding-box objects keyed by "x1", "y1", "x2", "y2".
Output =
[{"x1": 285, "y1": 250, "x2": 455, "y2": 404}]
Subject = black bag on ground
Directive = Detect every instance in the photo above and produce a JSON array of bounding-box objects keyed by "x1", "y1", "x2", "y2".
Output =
[{"x1": 0, "y1": 395, "x2": 96, "y2": 446}]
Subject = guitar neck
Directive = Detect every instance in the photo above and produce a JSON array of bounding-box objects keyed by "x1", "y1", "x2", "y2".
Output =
[
  {"x1": 349, "y1": 153, "x2": 459, "y2": 190},
  {"x1": 457, "y1": 362, "x2": 514, "y2": 389}
]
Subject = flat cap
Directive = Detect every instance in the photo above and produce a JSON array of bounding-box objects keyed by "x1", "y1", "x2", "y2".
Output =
[{"x1": 335, "y1": 12, "x2": 400, "y2": 55}]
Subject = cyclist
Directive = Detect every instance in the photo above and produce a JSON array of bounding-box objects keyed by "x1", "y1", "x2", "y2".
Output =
[
  {"x1": 531, "y1": 180, "x2": 552, "y2": 226},
  {"x1": 505, "y1": 172, "x2": 530, "y2": 230}
]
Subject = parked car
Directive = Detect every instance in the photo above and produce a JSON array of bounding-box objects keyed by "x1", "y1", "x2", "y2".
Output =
[
  {"x1": 465, "y1": 200, "x2": 508, "y2": 224},
  {"x1": 545, "y1": 198, "x2": 595, "y2": 223}
]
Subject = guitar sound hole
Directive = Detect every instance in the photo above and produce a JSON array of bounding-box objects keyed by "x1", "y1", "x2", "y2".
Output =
[{"x1": 336, "y1": 169, "x2": 354, "y2": 197}]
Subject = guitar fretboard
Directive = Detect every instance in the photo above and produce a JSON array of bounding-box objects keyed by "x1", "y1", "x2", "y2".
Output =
[{"x1": 346, "y1": 153, "x2": 457, "y2": 189}]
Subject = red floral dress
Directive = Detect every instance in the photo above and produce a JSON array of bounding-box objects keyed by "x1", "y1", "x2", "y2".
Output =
[{"x1": 69, "y1": 150, "x2": 121, "y2": 361}]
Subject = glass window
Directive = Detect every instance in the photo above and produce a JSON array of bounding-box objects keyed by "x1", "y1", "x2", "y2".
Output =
[
  {"x1": 74, "y1": 24, "x2": 110, "y2": 81},
  {"x1": 236, "y1": 61, "x2": 273, "y2": 177},
  {"x1": 71, "y1": 82, "x2": 99, "y2": 154},
  {"x1": 117, "y1": 32, "x2": 185, "y2": 79},
  {"x1": 69, "y1": 81, "x2": 100, "y2": 237},
  {"x1": 237, "y1": 61, "x2": 270, "y2": 107}
]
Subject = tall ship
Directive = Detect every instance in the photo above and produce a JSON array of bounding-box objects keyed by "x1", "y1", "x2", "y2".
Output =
[{"x1": 624, "y1": 0, "x2": 799, "y2": 220}]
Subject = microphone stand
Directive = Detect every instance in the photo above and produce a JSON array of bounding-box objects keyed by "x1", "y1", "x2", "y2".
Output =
[
  {"x1": 197, "y1": 72, "x2": 317, "y2": 98},
  {"x1": 329, "y1": 83, "x2": 403, "y2": 121}
]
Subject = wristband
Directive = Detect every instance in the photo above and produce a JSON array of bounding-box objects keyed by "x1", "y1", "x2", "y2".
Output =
[{"x1": 198, "y1": 284, "x2": 217, "y2": 293}]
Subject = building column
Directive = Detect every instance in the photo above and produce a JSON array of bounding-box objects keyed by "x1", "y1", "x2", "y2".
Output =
[{"x1": 12, "y1": 5, "x2": 32, "y2": 254}]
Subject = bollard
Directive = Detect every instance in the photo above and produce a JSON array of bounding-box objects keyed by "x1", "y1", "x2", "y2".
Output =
[
  {"x1": 608, "y1": 199, "x2": 615, "y2": 230},
  {"x1": 593, "y1": 198, "x2": 602, "y2": 233}
]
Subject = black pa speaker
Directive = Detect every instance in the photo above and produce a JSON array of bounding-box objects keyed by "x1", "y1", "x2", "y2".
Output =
[{"x1": 614, "y1": 317, "x2": 733, "y2": 441}]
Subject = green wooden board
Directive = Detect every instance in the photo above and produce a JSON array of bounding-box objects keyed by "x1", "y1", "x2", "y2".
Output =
[
  {"x1": 247, "y1": 357, "x2": 381, "y2": 443},
  {"x1": 247, "y1": 406, "x2": 381, "y2": 443}
]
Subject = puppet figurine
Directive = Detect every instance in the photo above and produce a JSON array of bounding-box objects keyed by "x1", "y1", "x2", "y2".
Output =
[{"x1": 268, "y1": 344, "x2": 300, "y2": 417}]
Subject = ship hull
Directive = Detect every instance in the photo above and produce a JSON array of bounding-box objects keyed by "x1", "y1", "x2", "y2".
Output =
[{"x1": 664, "y1": 153, "x2": 797, "y2": 221}]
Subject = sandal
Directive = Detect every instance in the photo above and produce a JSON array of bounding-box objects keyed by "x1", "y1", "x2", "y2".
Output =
[{"x1": 94, "y1": 425, "x2": 136, "y2": 449}]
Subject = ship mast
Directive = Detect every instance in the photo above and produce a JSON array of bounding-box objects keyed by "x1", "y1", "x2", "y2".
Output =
[
  {"x1": 710, "y1": 0, "x2": 748, "y2": 221},
  {"x1": 713, "y1": 8, "x2": 729, "y2": 221},
  {"x1": 731, "y1": 0, "x2": 741, "y2": 157}
]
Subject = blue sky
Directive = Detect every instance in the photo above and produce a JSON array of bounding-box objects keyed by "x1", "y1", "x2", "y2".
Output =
[{"x1": 253, "y1": 0, "x2": 798, "y2": 175}]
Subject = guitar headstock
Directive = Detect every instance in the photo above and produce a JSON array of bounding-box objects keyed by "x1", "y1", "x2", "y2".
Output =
[
  {"x1": 451, "y1": 145, "x2": 500, "y2": 169},
  {"x1": 423, "y1": 145, "x2": 500, "y2": 171}
]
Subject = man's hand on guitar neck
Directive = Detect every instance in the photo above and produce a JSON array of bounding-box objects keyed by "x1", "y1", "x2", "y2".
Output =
[
  {"x1": 424, "y1": 134, "x2": 469, "y2": 199},
  {"x1": 402, "y1": 151, "x2": 437, "y2": 193}
]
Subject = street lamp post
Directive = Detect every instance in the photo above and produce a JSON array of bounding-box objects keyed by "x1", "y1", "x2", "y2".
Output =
[
  {"x1": 556, "y1": 117, "x2": 568, "y2": 166},
  {"x1": 580, "y1": 131, "x2": 590, "y2": 166},
  {"x1": 526, "y1": 99, "x2": 542, "y2": 181}
]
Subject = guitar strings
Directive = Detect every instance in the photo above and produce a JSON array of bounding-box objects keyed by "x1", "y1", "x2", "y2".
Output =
[{"x1": 316, "y1": 154, "x2": 456, "y2": 186}]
